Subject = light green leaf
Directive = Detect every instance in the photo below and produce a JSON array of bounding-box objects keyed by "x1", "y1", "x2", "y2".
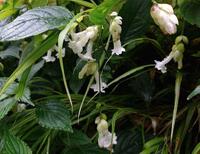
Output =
[
  {"x1": 36, "y1": 99, "x2": 73, "y2": 132},
  {"x1": 187, "y1": 85, "x2": 200, "y2": 100},
  {"x1": 2, "y1": 132, "x2": 32, "y2": 154},
  {"x1": 0, "y1": 6, "x2": 73, "y2": 41},
  {"x1": 192, "y1": 142, "x2": 200, "y2": 154}
]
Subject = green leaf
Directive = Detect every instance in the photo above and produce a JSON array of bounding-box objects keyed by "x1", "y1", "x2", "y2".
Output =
[
  {"x1": 0, "y1": 32, "x2": 58, "y2": 97},
  {"x1": 2, "y1": 131, "x2": 32, "y2": 154},
  {"x1": 0, "y1": 45, "x2": 20, "y2": 59},
  {"x1": 187, "y1": 85, "x2": 200, "y2": 100},
  {"x1": 62, "y1": 144, "x2": 109, "y2": 154},
  {"x1": 192, "y1": 142, "x2": 200, "y2": 154},
  {"x1": 0, "y1": 6, "x2": 73, "y2": 41},
  {"x1": 31, "y1": 0, "x2": 48, "y2": 8},
  {"x1": 0, "y1": 97, "x2": 16, "y2": 120},
  {"x1": 114, "y1": 129, "x2": 143, "y2": 154},
  {"x1": 120, "y1": 0, "x2": 152, "y2": 42},
  {"x1": 180, "y1": 1, "x2": 200, "y2": 27},
  {"x1": 62, "y1": 129, "x2": 91, "y2": 146},
  {"x1": 89, "y1": 0, "x2": 122, "y2": 25},
  {"x1": 36, "y1": 99, "x2": 73, "y2": 132}
]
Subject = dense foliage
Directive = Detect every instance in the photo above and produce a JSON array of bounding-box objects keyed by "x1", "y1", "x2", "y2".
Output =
[{"x1": 0, "y1": 0, "x2": 200, "y2": 154}]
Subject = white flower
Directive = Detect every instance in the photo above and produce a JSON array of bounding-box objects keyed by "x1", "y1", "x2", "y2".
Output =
[
  {"x1": 150, "y1": 3, "x2": 179, "y2": 35},
  {"x1": 42, "y1": 49, "x2": 56, "y2": 62},
  {"x1": 54, "y1": 45, "x2": 65, "y2": 58},
  {"x1": 95, "y1": 116, "x2": 117, "y2": 152},
  {"x1": 154, "y1": 52, "x2": 174, "y2": 73},
  {"x1": 90, "y1": 71, "x2": 107, "y2": 93},
  {"x1": 109, "y1": 12, "x2": 125, "y2": 55},
  {"x1": 68, "y1": 26, "x2": 98, "y2": 61},
  {"x1": 17, "y1": 103, "x2": 26, "y2": 112}
]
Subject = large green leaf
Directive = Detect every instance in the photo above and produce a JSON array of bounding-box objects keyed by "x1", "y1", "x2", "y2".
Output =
[
  {"x1": 0, "y1": 6, "x2": 73, "y2": 41},
  {"x1": 2, "y1": 131, "x2": 32, "y2": 154},
  {"x1": 0, "y1": 97, "x2": 16, "y2": 120},
  {"x1": 36, "y1": 99, "x2": 73, "y2": 132},
  {"x1": 120, "y1": 0, "x2": 152, "y2": 42},
  {"x1": 180, "y1": 0, "x2": 200, "y2": 27},
  {"x1": 114, "y1": 129, "x2": 143, "y2": 154}
]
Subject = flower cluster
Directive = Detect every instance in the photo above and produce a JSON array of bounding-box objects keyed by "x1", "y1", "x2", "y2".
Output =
[{"x1": 95, "y1": 115, "x2": 117, "y2": 152}]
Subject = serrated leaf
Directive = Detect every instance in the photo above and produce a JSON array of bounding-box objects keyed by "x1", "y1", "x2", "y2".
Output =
[
  {"x1": 2, "y1": 132, "x2": 32, "y2": 154},
  {"x1": 180, "y1": 1, "x2": 200, "y2": 27},
  {"x1": 0, "y1": 6, "x2": 73, "y2": 41},
  {"x1": 36, "y1": 100, "x2": 73, "y2": 132},
  {"x1": 120, "y1": 0, "x2": 152, "y2": 42},
  {"x1": 0, "y1": 97, "x2": 16, "y2": 120}
]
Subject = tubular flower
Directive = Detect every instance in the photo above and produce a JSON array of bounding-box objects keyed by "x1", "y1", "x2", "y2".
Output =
[
  {"x1": 150, "y1": 3, "x2": 179, "y2": 35},
  {"x1": 109, "y1": 12, "x2": 125, "y2": 55},
  {"x1": 155, "y1": 35, "x2": 188, "y2": 73},
  {"x1": 68, "y1": 26, "x2": 98, "y2": 61},
  {"x1": 90, "y1": 71, "x2": 107, "y2": 93},
  {"x1": 42, "y1": 49, "x2": 56, "y2": 62},
  {"x1": 95, "y1": 116, "x2": 117, "y2": 152}
]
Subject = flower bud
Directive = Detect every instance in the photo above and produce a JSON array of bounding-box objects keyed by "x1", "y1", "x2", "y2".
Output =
[
  {"x1": 175, "y1": 35, "x2": 189, "y2": 45},
  {"x1": 150, "y1": 3, "x2": 179, "y2": 35},
  {"x1": 78, "y1": 62, "x2": 97, "y2": 79}
]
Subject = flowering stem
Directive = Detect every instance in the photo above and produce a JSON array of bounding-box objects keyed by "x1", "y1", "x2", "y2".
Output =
[{"x1": 170, "y1": 71, "x2": 183, "y2": 142}]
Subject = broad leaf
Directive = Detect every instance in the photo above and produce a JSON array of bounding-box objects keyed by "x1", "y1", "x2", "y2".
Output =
[
  {"x1": 120, "y1": 0, "x2": 152, "y2": 42},
  {"x1": 36, "y1": 99, "x2": 73, "y2": 132},
  {"x1": 180, "y1": 0, "x2": 200, "y2": 27},
  {"x1": 114, "y1": 129, "x2": 143, "y2": 154},
  {"x1": 0, "y1": 97, "x2": 16, "y2": 120},
  {"x1": 0, "y1": 45, "x2": 20, "y2": 59},
  {"x1": 0, "y1": 6, "x2": 73, "y2": 41},
  {"x1": 2, "y1": 132, "x2": 32, "y2": 154}
]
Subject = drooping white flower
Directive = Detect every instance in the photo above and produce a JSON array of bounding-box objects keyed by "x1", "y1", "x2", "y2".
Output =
[
  {"x1": 68, "y1": 26, "x2": 98, "y2": 61},
  {"x1": 150, "y1": 3, "x2": 179, "y2": 35},
  {"x1": 90, "y1": 71, "x2": 107, "y2": 93},
  {"x1": 95, "y1": 116, "x2": 117, "y2": 152},
  {"x1": 42, "y1": 49, "x2": 56, "y2": 62},
  {"x1": 109, "y1": 12, "x2": 125, "y2": 55},
  {"x1": 154, "y1": 52, "x2": 174, "y2": 73}
]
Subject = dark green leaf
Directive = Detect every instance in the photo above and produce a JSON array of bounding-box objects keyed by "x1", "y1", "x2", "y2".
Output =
[
  {"x1": 180, "y1": 1, "x2": 200, "y2": 27},
  {"x1": 2, "y1": 132, "x2": 32, "y2": 154},
  {"x1": 120, "y1": 0, "x2": 152, "y2": 42},
  {"x1": 0, "y1": 6, "x2": 73, "y2": 41},
  {"x1": 62, "y1": 144, "x2": 109, "y2": 154},
  {"x1": 36, "y1": 99, "x2": 73, "y2": 132}
]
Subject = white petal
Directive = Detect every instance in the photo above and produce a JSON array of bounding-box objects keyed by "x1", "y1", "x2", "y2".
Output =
[{"x1": 112, "y1": 40, "x2": 125, "y2": 55}]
